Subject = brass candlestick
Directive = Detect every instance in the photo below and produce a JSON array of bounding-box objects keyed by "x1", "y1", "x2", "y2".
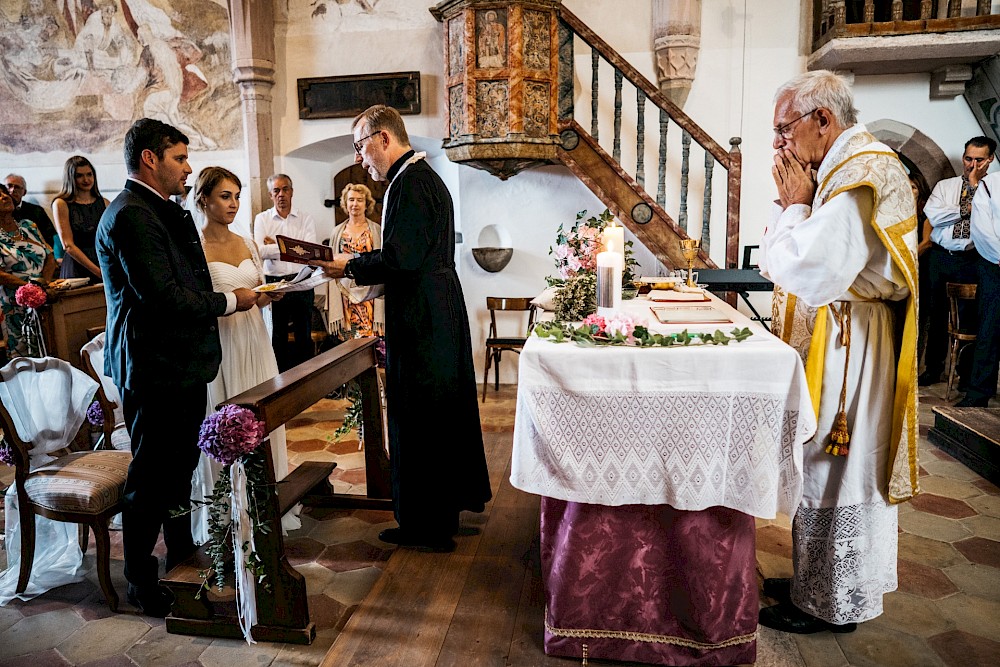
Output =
[{"x1": 679, "y1": 239, "x2": 701, "y2": 288}]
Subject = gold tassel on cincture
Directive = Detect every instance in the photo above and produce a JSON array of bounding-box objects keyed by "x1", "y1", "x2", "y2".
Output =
[
  {"x1": 826, "y1": 410, "x2": 850, "y2": 456},
  {"x1": 825, "y1": 304, "x2": 851, "y2": 457}
]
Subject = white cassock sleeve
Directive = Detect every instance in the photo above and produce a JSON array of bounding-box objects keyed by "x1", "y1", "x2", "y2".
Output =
[{"x1": 758, "y1": 188, "x2": 874, "y2": 308}]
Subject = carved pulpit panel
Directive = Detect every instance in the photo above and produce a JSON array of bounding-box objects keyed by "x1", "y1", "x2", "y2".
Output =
[{"x1": 432, "y1": 0, "x2": 562, "y2": 180}]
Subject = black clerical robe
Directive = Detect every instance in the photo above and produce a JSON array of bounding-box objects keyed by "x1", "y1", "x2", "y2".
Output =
[{"x1": 348, "y1": 152, "x2": 491, "y2": 535}]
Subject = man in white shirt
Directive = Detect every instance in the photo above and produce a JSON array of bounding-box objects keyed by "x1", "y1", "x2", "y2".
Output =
[
  {"x1": 958, "y1": 169, "x2": 1000, "y2": 407},
  {"x1": 253, "y1": 173, "x2": 317, "y2": 371},
  {"x1": 921, "y1": 136, "x2": 996, "y2": 388}
]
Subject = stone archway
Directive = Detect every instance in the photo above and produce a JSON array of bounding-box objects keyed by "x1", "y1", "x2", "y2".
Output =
[{"x1": 867, "y1": 119, "x2": 956, "y2": 194}]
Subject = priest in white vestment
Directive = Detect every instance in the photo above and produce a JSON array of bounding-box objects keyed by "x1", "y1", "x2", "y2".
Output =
[{"x1": 757, "y1": 70, "x2": 920, "y2": 634}]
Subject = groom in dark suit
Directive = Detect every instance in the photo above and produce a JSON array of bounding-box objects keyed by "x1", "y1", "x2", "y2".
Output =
[{"x1": 96, "y1": 119, "x2": 257, "y2": 616}]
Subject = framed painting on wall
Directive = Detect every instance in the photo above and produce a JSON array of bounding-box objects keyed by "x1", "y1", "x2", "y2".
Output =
[{"x1": 298, "y1": 71, "x2": 420, "y2": 119}]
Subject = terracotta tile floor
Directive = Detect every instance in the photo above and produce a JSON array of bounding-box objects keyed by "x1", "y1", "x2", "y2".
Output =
[{"x1": 1, "y1": 382, "x2": 999, "y2": 666}]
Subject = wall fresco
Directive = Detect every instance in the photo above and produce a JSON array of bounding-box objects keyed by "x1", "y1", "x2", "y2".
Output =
[{"x1": 0, "y1": 0, "x2": 240, "y2": 154}]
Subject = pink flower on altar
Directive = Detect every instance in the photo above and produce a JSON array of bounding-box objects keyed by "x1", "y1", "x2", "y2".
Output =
[
  {"x1": 566, "y1": 255, "x2": 582, "y2": 272},
  {"x1": 605, "y1": 313, "x2": 645, "y2": 341},
  {"x1": 580, "y1": 225, "x2": 600, "y2": 240},
  {"x1": 15, "y1": 283, "x2": 46, "y2": 309},
  {"x1": 582, "y1": 313, "x2": 606, "y2": 333},
  {"x1": 553, "y1": 244, "x2": 569, "y2": 260},
  {"x1": 198, "y1": 404, "x2": 266, "y2": 466}
]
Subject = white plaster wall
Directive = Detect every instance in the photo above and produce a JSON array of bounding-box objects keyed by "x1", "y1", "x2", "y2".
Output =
[
  {"x1": 269, "y1": 0, "x2": 994, "y2": 385},
  {"x1": 3, "y1": 0, "x2": 994, "y2": 386}
]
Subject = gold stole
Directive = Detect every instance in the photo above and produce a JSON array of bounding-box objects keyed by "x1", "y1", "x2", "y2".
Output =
[{"x1": 771, "y1": 131, "x2": 920, "y2": 503}]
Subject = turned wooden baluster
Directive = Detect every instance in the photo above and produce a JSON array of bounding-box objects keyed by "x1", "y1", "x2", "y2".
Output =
[
  {"x1": 591, "y1": 48, "x2": 599, "y2": 141},
  {"x1": 832, "y1": 0, "x2": 846, "y2": 29},
  {"x1": 636, "y1": 88, "x2": 646, "y2": 189},
  {"x1": 657, "y1": 109, "x2": 668, "y2": 208},
  {"x1": 679, "y1": 130, "x2": 691, "y2": 233},
  {"x1": 613, "y1": 69, "x2": 623, "y2": 163},
  {"x1": 976, "y1": 0, "x2": 991, "y2": 16},
  {"x1": 920, "y1": 0, "x2": 933, "y2": 20},
  {"x1": 891, "y1": 0, "x2": 903, "y2": 21},
  {"x1": 701, "y1": 149, "x2": 714, "y2": 255},
  {"x1": 948, "y1": 0, "x2": 962, "y2": 18},
  {"x1": 864, "y1": 0, "x2": 875, "y2": 23}
]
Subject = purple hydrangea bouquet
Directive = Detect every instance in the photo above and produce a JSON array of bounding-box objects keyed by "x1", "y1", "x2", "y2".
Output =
[{"x1": 194, "y1": 405, "x2": 269, "y2": 595}]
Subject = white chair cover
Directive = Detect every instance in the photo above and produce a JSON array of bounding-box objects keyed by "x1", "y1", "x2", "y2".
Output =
[
  {"x1": 0, "y1": 357, "x2": 99, "y2": 605},
  {"x1": 80, "y1": 333, "x2": 129, "y2": 443}
]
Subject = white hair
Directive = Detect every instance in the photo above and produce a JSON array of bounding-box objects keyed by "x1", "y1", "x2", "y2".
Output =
[{"x1": 774, "y1": 70, "x2": 858, "y2": 127}]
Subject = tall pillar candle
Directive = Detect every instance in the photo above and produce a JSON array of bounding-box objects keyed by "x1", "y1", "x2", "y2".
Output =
[
  {"x1": 596, "y1": 251, "x2": 623, "y2": 316},
  {"x1": 602, "y1": 223, "x2": 625, "y2": 258}
]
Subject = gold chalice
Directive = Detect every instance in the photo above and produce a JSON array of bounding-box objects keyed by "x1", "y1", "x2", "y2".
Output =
[{"x1": 679, "y1": 238, "x2": 701, "y2": 288}]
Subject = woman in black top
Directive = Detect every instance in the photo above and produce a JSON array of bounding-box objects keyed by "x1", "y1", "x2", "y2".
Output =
[{"x1": 52, "y1": 155, "x2": 109, "y2": 280}]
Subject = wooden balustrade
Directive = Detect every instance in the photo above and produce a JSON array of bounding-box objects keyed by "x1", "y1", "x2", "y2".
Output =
[
  {"x1": 813, "y1": 0, "x2": 1000, "y2": 50},
  {"x1": 557, "y1": 5, "x2": 742, "y2": 271}
]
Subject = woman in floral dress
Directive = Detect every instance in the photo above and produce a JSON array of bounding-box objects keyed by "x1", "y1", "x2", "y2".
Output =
[
  {"x1": 326, "y1": 183, "x2": 384, "y2": 338},
  {"x1": 0, "y1": 183, "x2": 56, "y2": 357}
]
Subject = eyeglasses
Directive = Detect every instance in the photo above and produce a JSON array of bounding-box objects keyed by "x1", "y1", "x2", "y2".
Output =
[
  {"x1": 353, "y1": 131, "x2": 380, "y2": 154},
  {"x1": 773, "y1": 108, "x2": 818, "y2": 140}
]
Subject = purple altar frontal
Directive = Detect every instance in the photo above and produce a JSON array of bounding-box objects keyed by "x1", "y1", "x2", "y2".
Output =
[{"x1": 540, "y1": 498, "x2": 757, "y2": 666}]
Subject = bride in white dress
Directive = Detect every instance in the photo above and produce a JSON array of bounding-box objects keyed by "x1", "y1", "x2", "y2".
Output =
[{"x1": 189, "y1": 166, "x2": 301, "y2": 542}]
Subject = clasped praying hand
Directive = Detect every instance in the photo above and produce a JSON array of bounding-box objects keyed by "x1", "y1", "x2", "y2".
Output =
[{"x1": 772, "y1": 148, "x2": 817, "y2": 210}]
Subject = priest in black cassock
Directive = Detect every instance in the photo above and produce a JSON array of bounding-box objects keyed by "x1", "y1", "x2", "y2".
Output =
[{"x1": 313, "y1": 104, "x2": 491, "y2": 552}]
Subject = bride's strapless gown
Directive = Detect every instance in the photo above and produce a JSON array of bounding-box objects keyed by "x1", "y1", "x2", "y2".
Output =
[{"x1": 191, "y1": 249, "x2": 301, "y2": 543}]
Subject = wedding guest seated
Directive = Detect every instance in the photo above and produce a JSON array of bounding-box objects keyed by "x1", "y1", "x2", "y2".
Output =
[
  {"x1": 52, "y1": 155, "x2": 109, "y2": 282},
  {"x1": 0, "y1": 182, "x2": 57, "y2": 356}
]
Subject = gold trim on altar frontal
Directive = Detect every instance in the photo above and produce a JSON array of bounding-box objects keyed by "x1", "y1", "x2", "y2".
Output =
[{"x1": 544, "y1": 608, "x2": 756, "y2": 649}]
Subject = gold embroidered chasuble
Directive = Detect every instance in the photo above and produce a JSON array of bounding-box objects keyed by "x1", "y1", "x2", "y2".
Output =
[{"x1": 771, "y1": 129, "x2": 920, "y2": 504}]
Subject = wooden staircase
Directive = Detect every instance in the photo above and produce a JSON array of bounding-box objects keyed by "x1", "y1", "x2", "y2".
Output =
[{"x1": 555, "y1": 6, "x2": 742, "y2": 272}]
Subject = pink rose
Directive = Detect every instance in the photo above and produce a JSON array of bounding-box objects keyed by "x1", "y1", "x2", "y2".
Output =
[{"x1": 582, "y1": 314, "x2": 606, "y2": 333}]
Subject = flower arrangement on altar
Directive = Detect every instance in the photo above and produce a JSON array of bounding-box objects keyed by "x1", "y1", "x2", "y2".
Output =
[
  {"x1": 548, "y1": 210, "x2": 640, "y2": 321},
  {"x1": 533, "y1": 318, "x2": 753, "y2": 347},
  {"x1": 191, "y1": 404, "x2": 271, "y2": 596},
  {"x1": 14, "y1": 282, "x2": 47, "y2": 357}
]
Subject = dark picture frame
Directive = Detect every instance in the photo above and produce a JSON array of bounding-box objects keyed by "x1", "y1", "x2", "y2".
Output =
[{"x1": 297, "y1": 71, "x2": 421, "y2": 120}]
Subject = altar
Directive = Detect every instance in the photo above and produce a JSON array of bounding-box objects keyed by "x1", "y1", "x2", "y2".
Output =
[{"x1": 510, "y1": 294, "x2": 815, "y2": 665}]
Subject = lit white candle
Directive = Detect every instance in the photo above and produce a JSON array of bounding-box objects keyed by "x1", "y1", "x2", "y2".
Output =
[
  {"x1": 602, "y1": 221, "x2": 625, "y2": 258},
  {"x1": 596, "y1": 251, "x2": 623, "y2": 317}
]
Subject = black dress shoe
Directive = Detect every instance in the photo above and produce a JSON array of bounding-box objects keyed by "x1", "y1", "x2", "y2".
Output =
[
  {"x1": 762, "y1": 577, "x2": 792, "y2": 602},
  {"x1": 378, "y1": 527, "x2": 456, "y2": 553},
  {"x1": 918, "y1": 371, "x2": 941, "y2": 387},
  {"x1": 956, "y1": 396, "x2": 990, "y2": 408},
  {"x1": 461, "y1": 501, "x2": 486, "y2": 514},
  {"x1": 127, "y1": 583, "x2": 173, "y2": 618},
  {"x1": 759, "y1": 602, "x2": 856, "y2": 634}
]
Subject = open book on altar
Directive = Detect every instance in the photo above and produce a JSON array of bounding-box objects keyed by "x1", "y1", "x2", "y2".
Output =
[
  {"x1": 650, "y1": 304, "x2": 733, "y2": 325},
  {"x1": 254, "y1": 266, "x2": 331, "y2": 293},
  {"x1": 276, "y1": 234, "x2": 333, "y2": 264},
  {"x1": 648, "y1": 289, "x2": 709, "y2": 302}
]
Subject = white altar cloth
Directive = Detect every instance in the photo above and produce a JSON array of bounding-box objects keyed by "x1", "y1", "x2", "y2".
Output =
[{"x1": 511, "y1": 294, "x2": 815, "y2": 518}]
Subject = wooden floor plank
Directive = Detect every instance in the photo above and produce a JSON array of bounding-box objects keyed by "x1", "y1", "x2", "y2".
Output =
[
  {"x1": 434, "y1": 439, "x2": 539, "y2": 667},
  {"x1": 320, "y1": 432, "x2": 514, "y2": 667}
]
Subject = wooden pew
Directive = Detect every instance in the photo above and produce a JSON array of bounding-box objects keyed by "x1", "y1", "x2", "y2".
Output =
[{"x1": 161, "y1": 337, "x2": 391, "y2": 643}]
